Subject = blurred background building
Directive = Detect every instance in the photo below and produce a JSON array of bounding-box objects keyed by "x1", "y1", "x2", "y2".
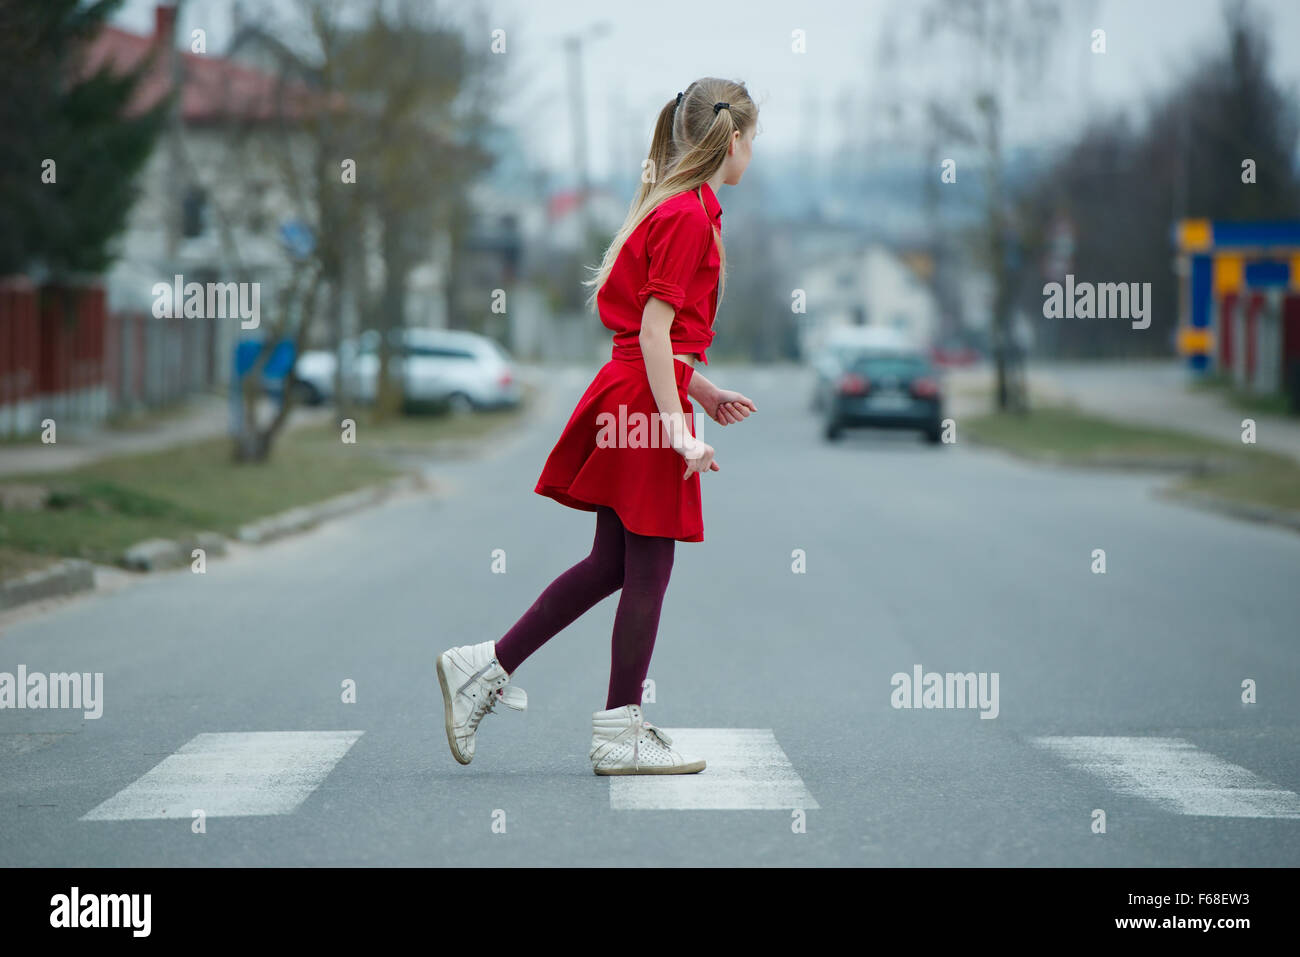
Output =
[{"x1": 3, "y1": 0, "x2": 1300, "y2": 436}]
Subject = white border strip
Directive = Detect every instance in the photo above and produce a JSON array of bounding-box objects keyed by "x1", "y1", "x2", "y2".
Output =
[
  {"x1": 82, "y1": 731, "x2": 364, "y2": 821},
  {"x1": 610, "y1": 728, "x2": 819, "y2": 810},
  {"x1": 1031, "y1": 735, "x2": 1300, "y2": 819}
]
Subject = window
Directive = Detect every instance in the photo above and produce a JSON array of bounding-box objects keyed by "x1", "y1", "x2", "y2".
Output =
[
  {"x1": 408, "y1": 345, "x2": 474, "y2": 360},
  {"x1": 848, "y1": 354, "x2": 930, "y2": 378},
  {"x1": 182, "y1": 185, "x2": 208, "y2": 238},
  {"x1": 247, "y1": 181, "x2": 269, "y2": 233}
]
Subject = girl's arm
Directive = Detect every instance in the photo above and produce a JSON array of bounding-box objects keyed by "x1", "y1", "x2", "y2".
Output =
[
  {"x1": 640, "y1": 297, "x2": 693, "y2": 450},
  {"x1": 640, "y1": 298, "x2": 717, "y2": 474},
  {"x1": 686, "y1": 367, "x2": 719, "y2": 405},
  {"x1": 687, "y1": 366, "x2": 758, "y2": 425}
]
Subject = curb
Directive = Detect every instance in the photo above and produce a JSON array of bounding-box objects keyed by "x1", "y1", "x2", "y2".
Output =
[
  {"x1": 0, "y1": 559, "x2": 95, "y2": 611},
  {"x1": 2, "y1": 391, "x2": 537, "y2": 607},
  {"x1": 1156, "y1": 488, "x2": 1300, "y2": 534},
  {"x1": 235, "y1": 473, "x2": 428, "y2": 545},
  {"x1": 0, "y1": 474, "x2": 434, "y2": 614},
  {"x1": 117, "y1": 478, "x2": 425, "y2": 567},
  {"x1": 123, "y1": 531, "x2": 228, "y2": 571}
]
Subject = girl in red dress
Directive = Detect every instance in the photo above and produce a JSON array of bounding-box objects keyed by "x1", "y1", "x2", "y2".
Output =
[{"x1": 437, "y1": 78, "x2": 758, "y2": 775}]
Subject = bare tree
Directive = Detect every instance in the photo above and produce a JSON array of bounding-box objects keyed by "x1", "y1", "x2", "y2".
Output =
[
  {"x1": 221, "y1": 0, "x2": 500, "y2": 462},
  {"x1": 919, "y1": 0, "x2": 1062, "y2": 412},
  {"x1": 332, "y1": 0, "x2": 498, "y2": 421}
]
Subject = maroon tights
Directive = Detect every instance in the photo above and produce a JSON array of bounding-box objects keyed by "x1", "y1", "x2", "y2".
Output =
[{"x1": 492, "y1": 505, "x2": 675, "y2": 710}]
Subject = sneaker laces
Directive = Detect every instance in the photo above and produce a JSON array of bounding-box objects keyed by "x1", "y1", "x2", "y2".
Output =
[
  {"x1": 630, "y1": 714, "x2": 672, "y2": 768},
  {"x1": 467, "y1": 671, "x2": 526, "y2": 731},
  {"x1": 469, "y1": 685, "x2": 502, "y2": 729}
]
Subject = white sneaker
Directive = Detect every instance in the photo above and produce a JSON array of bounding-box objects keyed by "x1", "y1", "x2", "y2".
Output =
[
  {"x1": 436, "y1": 640, "x2": 526, "y2": 765},
  {"x1": 589, "y1": 704, "x2": 706, "y2": 775}
]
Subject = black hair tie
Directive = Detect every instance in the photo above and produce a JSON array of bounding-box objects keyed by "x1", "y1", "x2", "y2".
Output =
[
  {"x1": 713, "y1": 101, "x2": 730, "y2": 114},
  {"x1": 675, "y1": 91, "x2": 683, "y2": 110}
]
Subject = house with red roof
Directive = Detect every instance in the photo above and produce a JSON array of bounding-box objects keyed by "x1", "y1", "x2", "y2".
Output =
[{"x1": 85, "y1": 3, "x2": 342, "y2": 410}]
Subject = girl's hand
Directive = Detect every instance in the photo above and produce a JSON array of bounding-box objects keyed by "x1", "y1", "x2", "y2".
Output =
[
  {"x1": 702, "y1": 387, "x2": 757, "y2": 426},
  {"x1": 678, "y1": 434, "x2": 719, "y2": 479}
]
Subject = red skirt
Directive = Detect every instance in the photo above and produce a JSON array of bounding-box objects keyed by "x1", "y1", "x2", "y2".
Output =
[{"x1": 535, "y1": 351, "x2": 702, "y2": 542}]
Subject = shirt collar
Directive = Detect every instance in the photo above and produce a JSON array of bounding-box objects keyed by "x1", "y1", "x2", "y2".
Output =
[{"x1": 698, "y1": 181, "x2": 722, "y2": 224}]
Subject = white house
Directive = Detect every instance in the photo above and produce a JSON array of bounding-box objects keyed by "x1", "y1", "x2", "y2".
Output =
[
  {"x1": 796, "y1": 243, "x2": 940, "y2": 359},
  {"x1": 86, "y1": 3, "x2": 329, "y2": 406}
]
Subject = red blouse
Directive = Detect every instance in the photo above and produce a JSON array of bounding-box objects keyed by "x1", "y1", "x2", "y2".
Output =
[{"x1": 597, "y1": 180, "x2": 722, "y2": 365}]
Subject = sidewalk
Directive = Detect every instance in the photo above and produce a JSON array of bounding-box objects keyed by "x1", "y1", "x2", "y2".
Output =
[
  {"x1": 948, "y1": 359, "x2": 1300, "y2": 464},
  {"x1": 0, "y1": 394, "x2": 332, "y2": 477}
]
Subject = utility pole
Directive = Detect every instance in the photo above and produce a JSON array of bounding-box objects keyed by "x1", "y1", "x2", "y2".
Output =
[
  {"x1": 562, "y1": 21, "x2": 610, "y2": 260},
  {"x1": 160, "y1": 1, "x2": 183, "y2": 261}
]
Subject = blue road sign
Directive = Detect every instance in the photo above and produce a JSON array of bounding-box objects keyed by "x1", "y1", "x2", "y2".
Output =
[
  {"x1": 230, "y1": 340, "x2": 297, "y2": 436},
  {"x1": 280, "y1": 221, "x2": 315, "y2": 260}
]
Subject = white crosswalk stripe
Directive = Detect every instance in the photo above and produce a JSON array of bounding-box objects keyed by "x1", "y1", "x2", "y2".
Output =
[
  {"x1": 81, "y1": 731, "x2": 364, "y2": 821},
  {"x1": 609, "y1": 728, "x2": 819, "y2": 810},
  {"x1": 1031, "y1": 735, "x2": 1300, "y2": 819}
]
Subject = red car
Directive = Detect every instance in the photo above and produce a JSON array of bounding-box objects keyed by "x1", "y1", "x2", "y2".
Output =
[{"x1": 929, "y1": 342, "x2": 981, "y2": 368}]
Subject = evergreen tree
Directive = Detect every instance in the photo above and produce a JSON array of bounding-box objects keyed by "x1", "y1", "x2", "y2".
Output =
[{"x1": 0, "y1": 0, "x2": 168, "y2": 279}]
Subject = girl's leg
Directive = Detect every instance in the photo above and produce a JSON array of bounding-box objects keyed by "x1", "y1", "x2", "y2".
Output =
[
  {"x1": 605, "y1": 523, "x2": 675, "y2": 710},
  {"x1": 493, "y1": 506, "x2": 625, "y2": 675}
]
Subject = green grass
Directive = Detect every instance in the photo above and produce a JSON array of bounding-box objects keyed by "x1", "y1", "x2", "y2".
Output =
[
  {"x1": 0, "y1": 434, "x2": 400, "y2": 565},
  {"x1": 104, "y1": 395, "x2": 215, "y2": 432},
  {"x1": 0, "y1": 393, "x2": 531, "y2": 570},
  {"x1": 963, "y1": 403, "x2": 1300, "y2": 515},
  {"x1": 1177, "y1": 454, "x2": 1300, "y2": 512},
  {"x1": 0, "y1": 546, "x2": 59, "y2": 580},
  {"x1": 318, "y1": 393, "x2": 531, "y2": 454},
  {"x1": 0, "y1": 431, "x2": 49, "y2": 448}
]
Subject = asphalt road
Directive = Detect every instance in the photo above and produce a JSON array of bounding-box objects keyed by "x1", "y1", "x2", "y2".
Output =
[{"x1": 2, "y1": 362, "x2": 1298, "y2": 865}]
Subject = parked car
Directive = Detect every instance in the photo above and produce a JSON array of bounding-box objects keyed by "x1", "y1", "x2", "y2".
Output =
[
  {"x1": 294, "y1": 328, "x2": 522, "y2": 412},
  {"x1": 929, "y1": 339, "x2": 981, "y2": 368},
  {"x1": 809, "y1": 326, "x2": 917, "y2": 411},
  {"x1": 289, "y1": 348, "x2": 336, "y2": 405},
  {"x1": 820, "y1": 346, "x2": 945, "y2": 443}
]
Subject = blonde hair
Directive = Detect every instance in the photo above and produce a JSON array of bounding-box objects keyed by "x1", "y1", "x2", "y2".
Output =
[{"x1": 582, "y1": 77, "x2": 757, "y2": 314}]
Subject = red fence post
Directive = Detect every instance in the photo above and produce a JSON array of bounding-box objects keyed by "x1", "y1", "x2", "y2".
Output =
[
  {"x1": 0, "y1": 278, "x2": 39, "y2": 436},
  {"x1": 34, "y1": 281, "x2": 109, "y2": 428}
]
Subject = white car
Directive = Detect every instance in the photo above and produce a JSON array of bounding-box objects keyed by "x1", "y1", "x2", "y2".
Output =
[{"x1": 294, "y1": 328, "x2": 522, "y2": 412}]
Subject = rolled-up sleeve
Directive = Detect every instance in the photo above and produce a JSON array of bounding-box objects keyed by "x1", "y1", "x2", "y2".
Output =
[{"x1": 637, "y1": 204, "x2": 714, "y2": 311}]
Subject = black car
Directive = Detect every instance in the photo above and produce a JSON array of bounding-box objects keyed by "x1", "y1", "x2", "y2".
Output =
[{"x1": 822, "y1": 350, "x2": 944, "y2": 443}]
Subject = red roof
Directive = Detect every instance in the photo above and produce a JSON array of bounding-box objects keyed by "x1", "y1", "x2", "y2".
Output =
[
  {"x1": 548, "y1": 189, "x2": 584, "y2": 221},
  {"x1": 547, "y1": 187, "x2": 619, "y2": 221},
  {"x1": 79, "y1": 22, "x2": 343, "y2": 124}
]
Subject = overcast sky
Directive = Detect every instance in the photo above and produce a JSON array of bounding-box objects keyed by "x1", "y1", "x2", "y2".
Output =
[{"x1": 115, "y1": 0, "x2": 1300, "y2": 181}]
